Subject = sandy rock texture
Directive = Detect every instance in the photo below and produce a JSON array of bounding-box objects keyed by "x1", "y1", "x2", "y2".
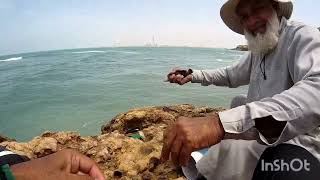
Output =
[
  {"x1": 0, "y1": 104, "x2": 223, "y2": 180},
  {"x1": 0, "y1": 134, "x2": 15, "y2": 143},
  {"x1": 232, "y1": 45, "x2": 248, "y2": 51}
]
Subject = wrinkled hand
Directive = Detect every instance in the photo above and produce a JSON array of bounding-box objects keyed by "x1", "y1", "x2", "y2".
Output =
[
  {"x1": 161, "y1": 115, "x2": 225, "y2": 166},
  {"x1": 11, "y1": 149, "x2": 105, "y2": 180},
  {"x1": 166, "y1": 68, "x2": 193, "y2": 85}
]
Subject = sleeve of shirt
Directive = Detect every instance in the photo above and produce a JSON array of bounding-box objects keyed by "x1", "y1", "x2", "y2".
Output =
[
  {"x1": 218, "y1": 25, "x2": 320, "y2": 146},
  {"x1": 191, "y1": 52, "x2": 252, "y2": 88},
  {"x1": 0, "y1": 146, "x2": 29, "y2": 166}
]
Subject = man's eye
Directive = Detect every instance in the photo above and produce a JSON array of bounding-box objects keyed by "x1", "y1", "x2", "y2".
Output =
[
  {"x1": 240, "y1": 15, "x2": 248, "y2": 22},
  {"x1": 253, "y1": 6, "x2": 265, "y2": 12}
]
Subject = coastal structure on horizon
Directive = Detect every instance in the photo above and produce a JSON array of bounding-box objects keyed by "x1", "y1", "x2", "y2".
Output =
[{"x1": 144, "y1": 36, "x2": 158, "y2": 47}]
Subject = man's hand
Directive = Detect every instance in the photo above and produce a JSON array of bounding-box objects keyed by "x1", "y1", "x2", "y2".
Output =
[
  {"x1": 161, "y1": 115, "x2": 225, "y2": 166},
  {"x1": 166, "y1": 68, "x2": 193, "y2": 85},
  {"x1": 11, "y1": 149, "x2": 105, "y2": 180}
]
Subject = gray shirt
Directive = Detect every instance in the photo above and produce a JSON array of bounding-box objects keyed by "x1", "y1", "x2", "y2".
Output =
[{"x1": 191, "y1": 17, "x2": 320, "y2": 159}]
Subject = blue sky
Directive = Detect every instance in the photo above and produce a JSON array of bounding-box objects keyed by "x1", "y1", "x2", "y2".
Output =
[{"x1": 0, "y1": 0, "x2": 319, "y2": 55}]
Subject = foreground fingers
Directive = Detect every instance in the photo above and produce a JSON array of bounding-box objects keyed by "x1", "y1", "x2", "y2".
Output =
[
  {"x1": 167, "y1": 68, "x2": 181, "y2": 81},
  {"x1": 170, "y1": 137, "x2": 183, "y2": 166},
  {"x1": 174, "y1": 74, "x2": 184, "y2": 84},
  {"x1": 161, "y1": 125, "x2": 177, "y2": 162},
  {"x1": 61, "y1": 149, "x2": 105, "y2": 180},
  {"x1": 179, "y1": 144, "x2": 192, "y2": 166},
  {"x1": 177, "y1": 75, "x2": 192, "y2": 85},
  {"x1": 161, "y1": 116, "x2": 223, "y2": 167},
  {"x1": 66, "y1": 174, "x2": 95, "y2": 180},
  {"x1": 168, "y1": 74, "x2": 176, "y2": 83}
]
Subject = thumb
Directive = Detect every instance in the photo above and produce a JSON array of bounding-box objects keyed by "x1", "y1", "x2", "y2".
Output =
[
  {"x1": 66, "y1": 173, "x2": 95, "y2": 180},
  {"x1": 179, "y1": 74, "x2": 192, "y2": 85}
]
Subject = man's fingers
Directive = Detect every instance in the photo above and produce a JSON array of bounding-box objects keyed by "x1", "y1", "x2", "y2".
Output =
[
  {"x1": 167, "y1": 72, "x2": 175, "y2": 80},
  {"x1": 74, "y1": 153, "x2": 105, "y2": 180},
  {"x1": 168, "y1": 74, "x2": 176, "y2": 83},
  {"x1": 167, "y1": 68, "x2": 181, "y2": 80},
  {"x1": 178, "y1": 75, "x2": 192, "y2": 85},
  {"x1": 175, "y1": 75, "x2": 184, "y2": 85},
  {"x1": 88, "y1": 165, "x2": 105, "y2": 180},
  {"x1": 179, "y1": 144, "x2": 192, "y2": 167},
  {"x1": 166, "y1": 68, "x2": 193, "y2": 85},
  {"x1": 161, "y1": 126, "x2": 177, "y2": 162},
  {"x1": 62, "y1": 149, "x2": 105, "y2": 180},
  {"x1": 66, "y1": 173, "x2": 95, "y2": 180},
  {"x1": 170, "y1": 137, "x2": 183, "y2": 166},
  {"x1": 167, "y1": 69, "x2": 179, "y2": 76}
]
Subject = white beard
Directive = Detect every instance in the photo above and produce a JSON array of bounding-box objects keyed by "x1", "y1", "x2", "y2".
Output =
[{"x1": 244, "y1": 12, "x2": 280, "y2": 55}]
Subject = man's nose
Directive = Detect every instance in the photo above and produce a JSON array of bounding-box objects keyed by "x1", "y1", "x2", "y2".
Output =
[{"x1": 245, "y1": 15, "x2": 259, "y2": 29}]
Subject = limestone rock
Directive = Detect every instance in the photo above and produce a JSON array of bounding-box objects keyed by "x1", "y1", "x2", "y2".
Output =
[
  {"x1": 101, "y1": 104, "x2": 223, "y2": 134},
  {"x1": 232, "y1": 45, "x2": 248, "y2": 51},
  {"x1": 0, "y1": 134, "x2": 15, "y2": 143},
  {"x1": 0, "y1": 104, "x2": 224, "y2": 179}
]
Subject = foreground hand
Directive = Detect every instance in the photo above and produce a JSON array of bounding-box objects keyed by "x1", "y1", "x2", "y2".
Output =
[
  {"x1": 166, "y1": 68, "x2": 193, "y2": 85},
  {"x1": 11, "y1": 149, "x2": 105, "y2": 180},
  {"x1": 161, "y1": 115, "x2": 225, "y2": 166}
]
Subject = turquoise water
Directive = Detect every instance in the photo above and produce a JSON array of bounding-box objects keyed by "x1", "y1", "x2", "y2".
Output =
[{"x1": 0, "y1": 47, "x2": 247, "y2": 141}]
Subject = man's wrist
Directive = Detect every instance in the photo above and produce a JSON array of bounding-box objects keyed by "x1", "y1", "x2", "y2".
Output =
[
  {"x1": 209, "y1": 113, "x2": 226, "y2": 140},
  {"x1": 10, "y1": 163, "x2": 30, "y2": 180},
  {"x1": 216, "y1": 115, "x2": 226, "y2": 139}
]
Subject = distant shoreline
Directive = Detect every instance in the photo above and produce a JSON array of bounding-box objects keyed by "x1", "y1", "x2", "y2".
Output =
[
  {"x1": 0, "y1": 46, "x2": 241, "y2": 58},
  {"x1": 231, "y1": 45, "x2": 248, "y2": 51}
]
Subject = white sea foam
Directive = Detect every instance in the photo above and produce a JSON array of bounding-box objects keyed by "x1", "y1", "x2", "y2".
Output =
[
  {"x1": 71, "y1": 50, "x2": 106, "y2": 54},
  {"x1": 71, "y1": 50, "x2": 140, "y2": 55},
  {"x1": 82, "y1": 122, "x2": 88, "y2": 128},
  {"x1": 143, "y1": 57, "x2": 154, "y2": 60},
  {"x1": 216, "y1": 59, "x2": 223, "y2": 62},
  {"x1": 0, "y1": 57, "x2": 22, "y2": 62},
  {"x1": 105, "y1": 50, "x2": 140, "y2": 54}
]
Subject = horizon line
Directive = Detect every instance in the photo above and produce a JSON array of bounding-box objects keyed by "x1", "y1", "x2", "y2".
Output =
[{"x1": 0, "y1": 45, "x2": 247, "y2": 57}]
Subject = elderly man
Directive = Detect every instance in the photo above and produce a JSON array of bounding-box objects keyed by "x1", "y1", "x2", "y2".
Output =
[{"x1": 162, "y1": 0, "x2": 320, "y2": 179}]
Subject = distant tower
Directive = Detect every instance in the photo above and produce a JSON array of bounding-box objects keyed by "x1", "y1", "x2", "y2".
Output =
[
  {"x1": 152, "y1": 36, "x2": 158, "y2": 47},
  {"x1": 144, "y1": 36, "x2": 158, "y2": 47}
]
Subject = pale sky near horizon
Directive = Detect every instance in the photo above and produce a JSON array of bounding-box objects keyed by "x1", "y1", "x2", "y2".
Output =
[{"x1": 0, "y1": 0, "x2": 318, "y2": 56}]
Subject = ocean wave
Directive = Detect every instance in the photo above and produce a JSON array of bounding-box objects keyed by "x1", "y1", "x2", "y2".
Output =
[
  {"x1": 143, "y1": 57, "x2": 155, "y2": 60},
  {"x1": 71, "y1": 51, "x2": 106, "y2": 54},
  {"x1": 105, "y1": 50, "x2": 141, "y2": 55},
  {"x1": 0, "y1": 57, "x2": 23, "y2": 62},
  {"x1": 216, "y1": 59, "x2": 223, "y2": 62},
  {"x1": 71, "y1": 50, "x2": 141, "y2": 55}
]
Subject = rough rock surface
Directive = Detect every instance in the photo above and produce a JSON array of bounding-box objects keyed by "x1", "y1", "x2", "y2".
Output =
[
  {"x1": 232, "y1": 45, "x2": 248, "y2": 51},
  {"x1": 0, "y1": 104, "x2": 224, "y2": 180},
  {"x1": 0, "y1": 134, "x2": 15, "y2": 143}
]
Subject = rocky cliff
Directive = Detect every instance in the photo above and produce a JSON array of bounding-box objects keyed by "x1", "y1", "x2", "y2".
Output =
[
  {"x1": 0, "y1": 104, "x2": 224, "y2": 180},
  {"x1": 232, "y1": 45, "x2": 248, "y2": 51},
  {"x1": 0, "y1": 134, "x2": 15, "y2": 143}
]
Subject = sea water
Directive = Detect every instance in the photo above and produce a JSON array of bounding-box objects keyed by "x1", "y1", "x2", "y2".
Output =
[{"x1": 0, "y1": 47, "x2": 247, "y2": 141}]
